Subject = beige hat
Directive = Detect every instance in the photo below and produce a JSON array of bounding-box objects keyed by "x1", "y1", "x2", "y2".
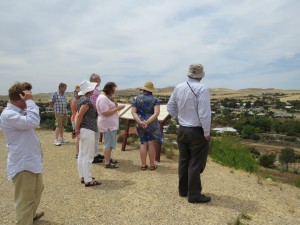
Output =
[
  {"x1": 78, "y1": 80, "x2": 97, "y2": 96},
  {"x1": 140, "y1": 81, "x2": 157, "y2": 93},
  {"x1": 187, "y1": 64, "x2": 205, "y2": 79}
]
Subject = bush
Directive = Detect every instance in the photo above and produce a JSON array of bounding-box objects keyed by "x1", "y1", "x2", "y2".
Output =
[
  {"x1": 249, "y1": 147, "x2": 260, "y2": 158},
  {"x1": 250, "y1": 133, "x2": 261, "y2": 140},
  {"x1": 241, "y1": 125, "x2": 257, "y2": 139},
  {"x1": 259, "y1": 154, "x2": 276, "y2": 168},
  {"x1": 40, "y1": 119, "x2": 55, "y2": 130},
  {"x1": 209, "y1": 136, "x2": 258, "y2": 173},
  {"x1": 279, "y1": 148, "x2": 295, "y2": 171},
  {"x1": 117, "y1": 133, "x2": 124, "y2": 143},
  {"x1": 166, "y1": 123, "x2": 177, "y2": 134},
  {"x1": 165, "y1": 147, "x2": 175, "y2": 159}
]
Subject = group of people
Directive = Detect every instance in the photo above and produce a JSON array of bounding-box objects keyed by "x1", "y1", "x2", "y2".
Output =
[{"x1": 0, "y1": 63, "x2": 212, "y2": 224}]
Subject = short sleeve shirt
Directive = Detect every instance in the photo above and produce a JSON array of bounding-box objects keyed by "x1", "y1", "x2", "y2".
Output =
[
  {"x1": 77, "y1": 96, "x2": 98, "y2": 132},
  {"x1": 50, "y1": 91, "x2": 68, "y2": 114}
]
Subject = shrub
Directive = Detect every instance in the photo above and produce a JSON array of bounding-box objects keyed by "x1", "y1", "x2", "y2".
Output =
[
  {"x1": 249, "y1": 147, "x2": 260, "y2": 158},
  {"x1": 209, "y1": 135, "x2": 258, "y2": 173},
  {"x1": 241, "y1": 125, "x2": 257, "y2": 139},
  {"x1": 162, "y1": 140, "x2": 178, "y2": 159},
  {"x1": 117, "y1": 133, "x2": 124, "y2": 143},
  {"x1": 250, "y1": 133, "x2": 260, "y2": 140},
  {"x1": 279, "y1": 148, "x2": 295, "y2": 171},
  {"x1": 259, "y1": 154, "x2": 276, "y2": 168},
  {"x1": 166, "y1": 123, "x2": 177, "y2": 134},
  {"x1": 165, "y1": 147, "x2": 175, "y2": 159},
  {"x1": 40, "y1": 119, "x2": 55, "y2": 130}
]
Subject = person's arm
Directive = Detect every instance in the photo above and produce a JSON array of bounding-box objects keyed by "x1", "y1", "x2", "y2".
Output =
[
  {"x1": 131, "y1": 106, "x2": 147, "y2": 129},
  {"x1": 74, "y1": 104, "x2": 89, "y2": 137},
  {"x1": 102, "y1": 104, "x2": 125, "y2": 117},
  {"x1": 6, "y1": 90, "x2": 40, "y2": 130},
  {"x1": 167, "y1": 91, "x2": 178, "y2": 119},
  {"x1": 49, "y1": 92, "x2": 56, "y2": 108},
  {"x1": 197, "y1": 87, "x2": 211, "y2": 141},
  {"x1": 70, "y1": 99, "x2": 77, "y2": 116},
  {"x1": 145, "y1": 105, "x2": 160, "y2": 125}
]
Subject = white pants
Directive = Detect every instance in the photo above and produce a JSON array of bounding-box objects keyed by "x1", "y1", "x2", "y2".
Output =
[
  {"x1": 94, "y1": 129, "x2": 100, "y2": 156},
  {"x1": 78, "y1": 128, "x2": 96, "y2": 183}
]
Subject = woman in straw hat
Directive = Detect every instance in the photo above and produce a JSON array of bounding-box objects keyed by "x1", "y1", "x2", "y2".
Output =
[
  {"x1": 74, "y1": 80, "x2": 101, "y2": 187},
  {"x1": 131, "y1": 81, "x2": 163, "y2": 170}
]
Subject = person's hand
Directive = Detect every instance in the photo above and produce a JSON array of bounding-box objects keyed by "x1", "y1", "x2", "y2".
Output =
[
  {"x1": 204, "y1": 135, "x2": 210, "y2": 141},
  {"x1": 140, "y1": 121, "x2": 147, "y2": 129},
  {"x1": 117, "y1": 105, "x2": 125, "y2": 111},
  {"x1": 19, "y1": 90, "x2": 33, "y2": 101},
  {"x1": 72, "y1": 130, "x2": 80, "y2": 139}
]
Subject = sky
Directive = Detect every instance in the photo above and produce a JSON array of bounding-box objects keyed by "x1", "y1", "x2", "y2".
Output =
[{"x1": 0, "y1": 0, "x2": 299, "y2": 95}]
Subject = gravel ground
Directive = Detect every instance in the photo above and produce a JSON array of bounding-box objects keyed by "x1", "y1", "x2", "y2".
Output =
[{"x1": 0, "y1": 130, "x2": 300, "y2": 225}]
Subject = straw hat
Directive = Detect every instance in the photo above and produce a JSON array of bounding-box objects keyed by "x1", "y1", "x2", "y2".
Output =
[
  {"x1": 187, "y1": 64, "x2": 205, "y2": 79},
  {"x1": 140, "y1": 81, "x2": 157, "y2": 93},
  {"x1": 78, "y1": 80, "x2": 97, "y2": 96}
]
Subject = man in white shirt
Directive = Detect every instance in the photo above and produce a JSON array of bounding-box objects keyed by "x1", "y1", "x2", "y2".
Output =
[
  {"x1": 0, "y1": 82, "x2": 44, "y2": 224},
  {"x1": 167, "y1": 64, "x2": 211, "y2": 204}
]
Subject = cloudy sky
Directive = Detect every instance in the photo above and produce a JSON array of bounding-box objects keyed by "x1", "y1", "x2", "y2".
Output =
[{"x1": 0, "y1": 0, "x2": 299, "y2": 95}]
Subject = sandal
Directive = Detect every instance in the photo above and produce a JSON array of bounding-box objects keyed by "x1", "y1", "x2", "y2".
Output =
[
  {"x1": 85, "y1": 180, "x2": 101, "y2": 187},
  {"x1": 141, "y1": 165, "x2": 148, "y2": 170},
  {"x1": 105, "y1": 162, "x2": 119, "y2": 169},
  {"x1": 81, "y1": 177, "x2": 95, "y2": 184},
  {"x1": 110, "y1": 159, "x2": 120, "y2": 164},
  {"x1": 150, "y1": 165, "x2": 157, "y2": 170}
]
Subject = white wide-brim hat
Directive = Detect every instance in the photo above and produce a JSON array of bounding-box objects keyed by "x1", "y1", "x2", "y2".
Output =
[{"x1": 78, "y1": 80, "x2": 97, "y2": 96}]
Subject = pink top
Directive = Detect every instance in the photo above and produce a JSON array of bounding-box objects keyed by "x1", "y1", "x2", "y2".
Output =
[
  {"x1": 96, "y1": 94, "x2": 119, "y2": 132},
  {"x1": 90, "y1": 89, "x2": 100, "y2": 106}
]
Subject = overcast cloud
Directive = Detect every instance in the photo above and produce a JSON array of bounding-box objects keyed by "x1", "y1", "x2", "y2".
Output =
[{"x1": 0, "y1": 0, "x2": 299, "y2": 95}]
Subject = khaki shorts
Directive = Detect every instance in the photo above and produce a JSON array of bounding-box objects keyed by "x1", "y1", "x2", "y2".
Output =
[{"x1": 55, "y1": 113, "x2": 68, "y2": 127}]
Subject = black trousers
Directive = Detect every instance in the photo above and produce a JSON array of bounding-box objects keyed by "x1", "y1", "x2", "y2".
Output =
[{"x1": 177, "y1": 126, "x2": 209, "y2": 201}]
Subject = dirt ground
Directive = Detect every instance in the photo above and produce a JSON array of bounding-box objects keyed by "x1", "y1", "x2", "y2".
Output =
[{"x1": 0, "y1": 130, "x2": 300, "y2": 225}]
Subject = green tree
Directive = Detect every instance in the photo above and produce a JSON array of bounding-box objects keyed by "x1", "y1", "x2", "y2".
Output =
[
  {"x1": 259, "y1": 154, "x2": 276, "y2": 168},
  {"x1": 244, "y1": 101, "x2": 252, "y2": 108},
  {"x1": 250, "y1": 117, "x2": 271, "y2": 132},
  {"x1": 241, "y1": 125, "x2": 257, "y2": 139},
  {"x1": 279, "y1": 148, "x2": 295, "y2": 171}
]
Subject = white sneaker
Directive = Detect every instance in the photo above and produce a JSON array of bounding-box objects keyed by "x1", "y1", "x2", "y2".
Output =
[
  {"x1": 59, "y1": 138, "x2": 68, "y2": 144},
  {"x1": 54, "y1": 140, "x2": 61, "y2": 146}
]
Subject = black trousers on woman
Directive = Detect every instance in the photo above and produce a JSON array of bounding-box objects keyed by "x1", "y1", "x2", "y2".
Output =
[{"x1": 177, "y1": 126, "x2": 209, "y2": 202}]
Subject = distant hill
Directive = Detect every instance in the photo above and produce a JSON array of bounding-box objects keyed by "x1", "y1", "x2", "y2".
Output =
[{"x1": 0, "y1": 88, "x2": 299, "y2": 103}]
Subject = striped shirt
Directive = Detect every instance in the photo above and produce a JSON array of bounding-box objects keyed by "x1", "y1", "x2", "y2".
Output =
[
  {"x1": 50, "y1": 91, "x2": 68, "y2": 114},
  {"x1": 167, "y1": 78, "x2": 211, "y2": 136},
  {"x1": 0, "y1": 100, "x2": 43, "y2": 180}
]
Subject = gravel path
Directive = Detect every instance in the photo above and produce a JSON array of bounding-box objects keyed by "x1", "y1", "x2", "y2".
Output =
[{"x1": 0, "y1": 130, "x2": 299, "y2": 225}]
